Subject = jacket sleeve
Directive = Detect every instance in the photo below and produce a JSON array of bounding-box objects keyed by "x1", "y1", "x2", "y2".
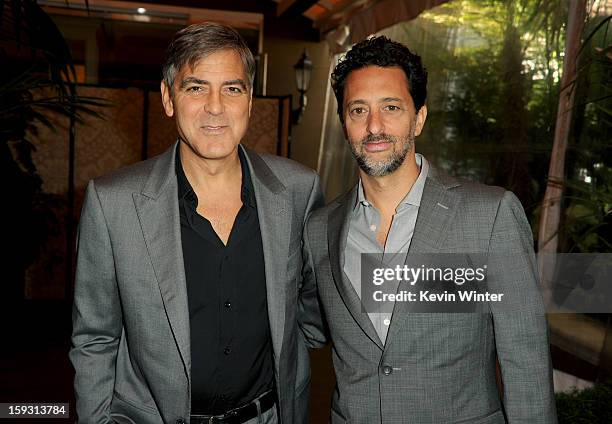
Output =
[
  {"x1": 488, "y1": 191, "x2": 557, "y2": 423},
  {"x1": 298, "y1": 171, "x2": 329, "y2": 348},
  {"x1": 69, "y1": 180, "x2": 122, "y2": 423}
]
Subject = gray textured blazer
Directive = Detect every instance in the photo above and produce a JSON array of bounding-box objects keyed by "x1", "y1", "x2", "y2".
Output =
[
  {"x1": 303, "y1": 166, "x2": 557, "y2": 423},
  {"x1": 70, "y1": 143, "x2": 326, "y2": 424}
]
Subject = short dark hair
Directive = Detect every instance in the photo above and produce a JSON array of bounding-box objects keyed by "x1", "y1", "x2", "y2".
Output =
[
  {"x1": 162, "y1": 22, "x2": 255, "y2": 92},
  {"x1": 331, "y1": 36, "x2": 428, "y2": 123}
]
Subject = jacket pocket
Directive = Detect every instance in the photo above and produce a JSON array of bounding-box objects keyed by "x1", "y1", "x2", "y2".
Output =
[
  {"x1": 330, "y1": 407, "x2": 348, "y2": 423},
  {"x1": 109, "y1": 413, "x2": 137, "y2": 424},
  {"x1": 455, "y1": 409, "x2": 505, "y2": 424},
  {"x1": 111, "y1": 391, "x2": 162, "y2": 424}
]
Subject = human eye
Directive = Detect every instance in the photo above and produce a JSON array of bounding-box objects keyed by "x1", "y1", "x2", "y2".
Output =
[
  {"x1": 185, "y1": 85, "x2": 204, "y2": 94},
  {"x1": 225, "y1": 85, "x2": 245, "y2": 95},
  {"x1": 384, "y1": 104, "x2": 401, "y2": 112},
  {"x1": 349, "y1": 106, "x2": 368, "y2": 117}
]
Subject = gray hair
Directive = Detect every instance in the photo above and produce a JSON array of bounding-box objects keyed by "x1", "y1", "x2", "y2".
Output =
[{"x1": 162, "y1": 22, "x2": 255, "y2": 92}]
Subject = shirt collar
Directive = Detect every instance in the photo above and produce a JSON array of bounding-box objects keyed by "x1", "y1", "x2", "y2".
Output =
[
  {"x1": 175, "y1": 144, "x2": 194, "y2": 202},
  {"x1": 175, "y1": 144, "x2": 256, "y2": 208},
  {"x1": 355, "y1": 153, "x2": 430, "y2": 211},
  {"x1": 238, "y1": 148, "x2": 256, "y2": 208}
]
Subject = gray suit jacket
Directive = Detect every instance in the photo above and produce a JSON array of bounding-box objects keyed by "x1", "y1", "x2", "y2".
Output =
[
  {"x1": 70, "y1": 143, "x2": 326, "y2": 424},
  {"x1": 303, "y1": 166, "x2": 557, "y2": 423}
]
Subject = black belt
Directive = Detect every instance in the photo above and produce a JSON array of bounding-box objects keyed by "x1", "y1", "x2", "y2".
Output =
[{"x1": 190, "y1": 390, "x2": 276, "y2": 424}]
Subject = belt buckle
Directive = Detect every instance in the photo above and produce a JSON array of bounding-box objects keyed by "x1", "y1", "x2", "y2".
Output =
[{"x1": 207, "y1": 410, "x2": 235, "y2": 424}]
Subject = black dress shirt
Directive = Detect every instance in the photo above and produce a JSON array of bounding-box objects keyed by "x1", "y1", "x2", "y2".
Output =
[{"x1": 176, "y1": 146, "x2": 274, "y2": 414}]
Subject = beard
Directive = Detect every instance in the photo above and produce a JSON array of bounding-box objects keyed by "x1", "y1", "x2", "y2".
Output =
[{"x1": 348, "y1": 128, "x2": 415, "y2": 177}]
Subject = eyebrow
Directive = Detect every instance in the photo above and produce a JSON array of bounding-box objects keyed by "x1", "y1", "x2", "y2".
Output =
[
  {"x1": 346, "y1": 97, "x2": 404, "y2": 107},
  {"x1": 179, "y1": 77, "x2": 248, "y2": 90},
  {"x1": 381, "y1": 97, "x2": 402, "y2": 103},
  {"x1": 346, "y1": 99, "x2": 368, "y2": 108},
  {"x1": 179, "y1": 77, "x2": 207, "y2": 89},
  {"x1": 224, "y1": 79, "x2": 248, "y2": 90}
]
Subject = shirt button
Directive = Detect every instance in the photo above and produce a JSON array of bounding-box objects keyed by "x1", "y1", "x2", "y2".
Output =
[
  {"x1": 382, "y1": 365, "x2": 393, "y2": 375},
  {"x1": 224, "y1": 347, "x2": 231, "y2": 355},
  {"x1": 224, "y1": 301, "x2": 231, "y2": 308},
  {"x1": 369, "y1": 224, "x2": 377, "y2": 232},
  {"x1": 383, "y1": 318, "x2": 391, "y2": 326}
]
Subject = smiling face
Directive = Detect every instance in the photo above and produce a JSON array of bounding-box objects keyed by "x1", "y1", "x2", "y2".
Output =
[
  {"x1": 161, "y1": 49, "x2": 252, "y2": 161},
  {"x1": 343, "y1": 65, "x2": 427, "y2": 177}
]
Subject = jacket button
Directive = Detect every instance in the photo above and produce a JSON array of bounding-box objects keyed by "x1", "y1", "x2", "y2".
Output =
[
  {"x1": 176, "y1": 419, "x2": 185, "y2": 424},
  {"x1": 382, "y1": 365, "x2": 393, "y2": 375}
]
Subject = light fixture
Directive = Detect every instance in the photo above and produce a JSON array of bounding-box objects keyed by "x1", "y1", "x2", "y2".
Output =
[
  {"x1": 293, "y1": 50, "x2": 313, "y2": 124},
  {"x1": 137, "y1": 7, "x2": 147, "y2": 14}
]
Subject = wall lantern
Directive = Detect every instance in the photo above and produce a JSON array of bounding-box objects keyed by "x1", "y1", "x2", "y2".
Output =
[{"x1": 293, "y1": 49, "x2": 313, "y2": 124}]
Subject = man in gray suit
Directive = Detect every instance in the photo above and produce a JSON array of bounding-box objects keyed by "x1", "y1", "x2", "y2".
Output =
[
  {"x1": 303, "y1": 36, "x2": 557, "y2": 423},
  {"x1": 70, "y1": 23, "x2": 325, "y2": 424}
]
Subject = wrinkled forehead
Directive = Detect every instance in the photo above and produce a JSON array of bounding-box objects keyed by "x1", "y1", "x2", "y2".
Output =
[{"x1": 344, "y1": 65, "x2": 412, "y2": 102}]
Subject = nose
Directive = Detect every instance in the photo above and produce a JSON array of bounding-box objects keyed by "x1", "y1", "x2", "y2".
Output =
[
  {"x1": 366, "y1": 109, "x2": 384, "y2": 135},
  {"x1": 204, "y1": 90, "x2": 223, "y2": 116}
]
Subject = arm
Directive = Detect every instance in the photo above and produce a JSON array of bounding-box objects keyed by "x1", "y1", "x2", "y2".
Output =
[
  {"x1": 69, "y1": 180, "x2": 122, "y2": 423},
  {"x1": 488, "y1": 191, "x2": 557, "y2": 423},
  {"x1": 298, "y1": 171, "x2": 329, "y2": 348}
]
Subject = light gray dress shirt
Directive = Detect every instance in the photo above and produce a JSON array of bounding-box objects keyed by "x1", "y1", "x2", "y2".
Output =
[{"x1": 343, "y1": 153, "x2": 429, "y2": 344}]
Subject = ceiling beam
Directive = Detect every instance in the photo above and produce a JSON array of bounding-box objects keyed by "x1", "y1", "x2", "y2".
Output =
[
  {"x1": 276, "y1": 0, "x2": 319, "y2": 17},
  {"x1": 39, "y1": 0, "x2": 263, "y2": 30},
  {"x1": 313, "y1": 0, "x2": 370, "y2": 32}
]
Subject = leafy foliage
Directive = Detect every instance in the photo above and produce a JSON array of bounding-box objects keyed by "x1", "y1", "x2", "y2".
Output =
[
  {"x1": 0, "y1": 0, "x2": 108, "y2": 297},
  {"x1": 556, "y1": 381, "x2": 612, "y2": 423},
  {"x1": 381, "y1": 0, "x2": 611, "y2": 253}
]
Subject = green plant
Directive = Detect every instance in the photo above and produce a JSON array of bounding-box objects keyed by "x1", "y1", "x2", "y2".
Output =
[
  {"x1": 556, "y1": 381, "x2": 612, "y2": 423},
  {"x1": 1, "y1": 0, "x2": 108, "y2": 300}
]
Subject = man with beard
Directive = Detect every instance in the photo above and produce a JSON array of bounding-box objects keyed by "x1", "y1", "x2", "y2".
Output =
[{"x1": 302, "y1": 36, "x2": 556, "y2": 423}]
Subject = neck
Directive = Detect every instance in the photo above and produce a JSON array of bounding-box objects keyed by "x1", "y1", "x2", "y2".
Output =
[
  {"x1": 360, "y1": 152, "x2": 420, "y2": 214},
  {"x1": 179, "y1": 142, "x2": 242, "y2": 193}
]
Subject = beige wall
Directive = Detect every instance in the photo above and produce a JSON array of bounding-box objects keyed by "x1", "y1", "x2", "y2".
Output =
[{"x1": 264, "y1": 36, "x2": 332, "y2": 170}]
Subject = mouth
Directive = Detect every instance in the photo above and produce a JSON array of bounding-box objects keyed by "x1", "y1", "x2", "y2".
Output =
[
  {"x1": 363, "y1": 140, "x2": 394, "y2": 153},
  {"x1": 201, "y1": 125, "x2": 228, "y2": 133}
]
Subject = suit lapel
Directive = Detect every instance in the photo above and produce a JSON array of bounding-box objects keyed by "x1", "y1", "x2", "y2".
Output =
[
  {"x1": 133, "y1": 143, "x2": 191, "y2": 380},
  {"x1": 408, "y1": 168, "x2": 461, "y2": 254},
  {"x1": 329, "y1": 189, "x2": 384, "y2": 350},
  {"x1": 242, "y1": 146, "x2": 291, "y2": 362},
  {"x1": 384, "y1": 167, "x2": 461, "y2": 350}
]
